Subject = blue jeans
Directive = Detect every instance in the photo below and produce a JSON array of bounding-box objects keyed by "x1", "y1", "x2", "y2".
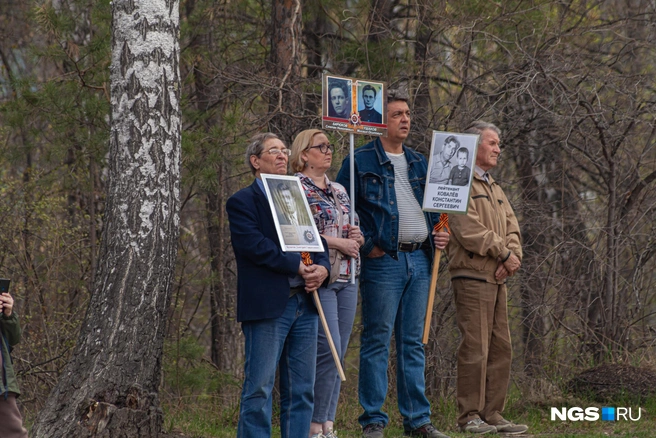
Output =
[
  {"x1": 358, "y1": 250, "x2": 432, "y2": 430},
  {"x1": 237, "y1": 292, "x2": 318, "y2": 438},
  {"x1": 312, "y1": 280, "x2": 359, "y2": 423}
]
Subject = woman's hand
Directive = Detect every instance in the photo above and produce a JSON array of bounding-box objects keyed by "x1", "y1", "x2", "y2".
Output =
[
  {"x1": 338, "y1": 238, "x2": 361, "y2": 258},
  {"x1": 347, "y1": 224, "x2": 365, "y2": 247}
]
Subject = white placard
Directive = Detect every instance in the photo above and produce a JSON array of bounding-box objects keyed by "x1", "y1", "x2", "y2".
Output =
[
  {"x1": 261, "y1": 174, "x2": 325, "y2": 252},
  {"x1": 423, "y1": 131, "x2": 480, "y2": 215}
]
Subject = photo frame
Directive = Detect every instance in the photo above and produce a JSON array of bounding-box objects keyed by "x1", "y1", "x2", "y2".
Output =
[
  {"x1": 422, "y1": 131, "x2": 480, "y2": 215},
  {"x1": 322, "y1": 74, "x2": 387, "y2": 136},
  {"x1": 261, "y1": 174, "x2": 325, "y2": 252}
]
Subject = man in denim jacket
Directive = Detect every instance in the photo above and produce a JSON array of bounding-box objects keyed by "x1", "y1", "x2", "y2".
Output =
[{"x1": 337, "y1": 92, "x2": 450, "y2": 438}]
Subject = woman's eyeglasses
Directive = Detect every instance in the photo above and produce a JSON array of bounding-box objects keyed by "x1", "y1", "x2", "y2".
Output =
[{"x1": 309, "y1": 143, "x2": 334, "y2": 154}]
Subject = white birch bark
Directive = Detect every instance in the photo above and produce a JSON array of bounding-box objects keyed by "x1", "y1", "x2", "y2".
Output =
[{"x1": 32, "y1": 0, "x2": 180, "y2": 436}]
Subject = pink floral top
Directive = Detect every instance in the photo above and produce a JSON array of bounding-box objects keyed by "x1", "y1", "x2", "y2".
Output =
[{"x1": 297, "y1": 173, "x2": 361, "y2": 280}]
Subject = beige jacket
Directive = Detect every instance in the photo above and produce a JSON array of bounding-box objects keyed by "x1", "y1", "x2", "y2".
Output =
[{"x1": 447, "y1": 171, "x2": 522, "y2": 284}]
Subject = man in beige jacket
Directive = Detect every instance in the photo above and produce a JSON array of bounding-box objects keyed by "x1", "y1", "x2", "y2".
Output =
[{"x1": 447, "y1": 121, "x2": 527, "y2": 435}]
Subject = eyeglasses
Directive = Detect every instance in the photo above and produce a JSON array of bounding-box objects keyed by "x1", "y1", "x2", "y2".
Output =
[
  {"x1": 309, "y1": 143, "x2": 334, "y2": 154},
  {"x1": 261, "y1": 148, "x2": 291, "y2": 156}
]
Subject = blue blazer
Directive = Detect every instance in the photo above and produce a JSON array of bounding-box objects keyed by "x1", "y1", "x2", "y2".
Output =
[{"x1": 226, "y1": 180, "x2": 331, "y2": 322}]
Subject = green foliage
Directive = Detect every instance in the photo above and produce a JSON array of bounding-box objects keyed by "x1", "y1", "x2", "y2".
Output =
[
  {"x1": 4, "y1": 0, "x2": 656, "y2": 433},
  {"x1": 164, "y1": 336, "x2": 225, "y2": 396},
  {"x1": 0, "y1": 0, "x2": 114, "y2": 417},
  {"x1": 162, "y1": 336, "x2": 242, "y2": 435}
]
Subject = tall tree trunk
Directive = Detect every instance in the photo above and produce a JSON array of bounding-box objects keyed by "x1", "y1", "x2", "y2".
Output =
[
  {"x1": 516, "y1": 130, "x2": 548, "y2": 375},
  {"x1": 89, "y1": 157, "x2": 98, "y2": 290},
  {"x1": 182, "y1": 1, "x2": 243, "y2": 373},
  {"x1": 32, "y1": 0, "x2": 181, "y2": 436},
  {"x1": 366, "y1": 0, "x2": 396, "y2": 81},
  {"x1": 412, "y1": 0, "x2": 438, "y2": 155},
  {"x1": 602, "y1": 155, "x2": 619, "y2": 358},
  {"x1": 302, "y1": 0, "x2": 325, "y2": 115},
  {"x1": 368, "y1": 0, "x2": 394, "y2": 44},
  {"x1": 268, "y1": 0, "x2": 303, "y2": 144},
  {"x1": 206, "y1": 174, "x2": 242, "y2": 374}
]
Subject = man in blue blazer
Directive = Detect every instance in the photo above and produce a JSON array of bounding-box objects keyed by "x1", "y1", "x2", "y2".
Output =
[{"x1": 226, "y1": 132, "x2": 330, "y2": 438}]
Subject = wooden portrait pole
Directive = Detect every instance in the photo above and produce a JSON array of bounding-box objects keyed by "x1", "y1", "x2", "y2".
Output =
[
  {"x1": 302, "y1": 252, "x2": 346, "y2": 381},
  {"x1": 422, "y1": 214, "x2": 449, "y2": 345}
]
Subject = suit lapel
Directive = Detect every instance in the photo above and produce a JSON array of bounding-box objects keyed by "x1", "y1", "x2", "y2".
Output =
[
  {"x1": 251, "y1": 180, "x2": 269, "y2": 206},
  {"x1": 250, "y1": 181, "x2": 276, "y2": 226}
]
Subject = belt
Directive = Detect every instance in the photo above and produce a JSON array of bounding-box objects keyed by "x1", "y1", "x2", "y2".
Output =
[{"x1": 397, "y1": 241, "x2": 426, "y2": 252}]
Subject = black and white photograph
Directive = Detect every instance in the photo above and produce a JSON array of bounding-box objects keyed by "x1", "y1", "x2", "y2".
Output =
[
  {"x1": 326, "y1": 76, "x2": 352, "y2": 121},
  {"x1": 261, "y1": 174, "x2": 325, "y2": 252},
  {"x1": 322, "y1": 74, "x2": 387, "y2": 136},
  {"x1": 423, "y1": 131, "x2": 480, "y2": 214},
  {"x1": 357, "y1": 82, "x2": 384, "y2": 124}
]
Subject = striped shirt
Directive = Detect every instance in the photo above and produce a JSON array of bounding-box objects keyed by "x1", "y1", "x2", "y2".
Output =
[{"x1": 386, "y1": 152, "x2": 428, "y2": 244}]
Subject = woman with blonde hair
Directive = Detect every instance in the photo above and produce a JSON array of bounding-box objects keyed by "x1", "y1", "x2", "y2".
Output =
[{"x1": 291, "y1": 129, "x2": 363, "y2": 438}]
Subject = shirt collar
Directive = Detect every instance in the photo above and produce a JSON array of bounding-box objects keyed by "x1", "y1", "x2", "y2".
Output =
[
  {"x1": 298, "y1": 172, "x2": 333, "y2": 195},
  {"x1": 475, "y1": 166, "x2": 490, "y2": 183},
  {"x1": 255, "y1": 177, "x2": 265, "y2": 192}
]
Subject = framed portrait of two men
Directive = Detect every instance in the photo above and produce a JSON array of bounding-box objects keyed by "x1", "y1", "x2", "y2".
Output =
[{"x1": 322, "y1": 74, "x2": 387, "y2": 137}]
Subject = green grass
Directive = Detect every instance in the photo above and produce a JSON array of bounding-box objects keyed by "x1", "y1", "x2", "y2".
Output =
[
  {"x1": 160, "y1": 338, "x2": 655, "y2": 436},
  {"x1": 161, "y1": 385, "x2": 655, "y2": 437}
]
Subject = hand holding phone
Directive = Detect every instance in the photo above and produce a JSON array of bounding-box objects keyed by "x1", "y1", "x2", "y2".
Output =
[{"x1": 0, "y1": 278, "x2": 11, "y2": 315}]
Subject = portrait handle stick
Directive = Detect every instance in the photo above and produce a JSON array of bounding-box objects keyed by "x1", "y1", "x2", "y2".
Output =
[
  {"x1": 349, "y1": 132, "x2": 356, "y2": 284},
  {"x1": 302, "y1": 253, "x2": 346, "y2": 381},
  {"x1": 422, "y1": 215, "x2": 449, "y2": 345},
  {"x1": 313, "y1": 291, "x2": 346, "y2": 382}
]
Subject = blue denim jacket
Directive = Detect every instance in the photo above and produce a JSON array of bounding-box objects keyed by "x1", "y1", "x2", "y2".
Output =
[{"x1": 336, "y1": 137, "x2": 441, "y2": 260}]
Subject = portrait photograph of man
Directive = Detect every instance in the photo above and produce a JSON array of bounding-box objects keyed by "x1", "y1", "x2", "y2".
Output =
[
  {"x1": 327, "y1": 77, "x2": 352, "y2": 120},
  {"x1": 357, "y1": 82, "x2": 383, "y2": 124},
  {"x1": 429, "y1": 134, "x2": 460, "y2": 185},
  {"x1": 261, "y1": 174, "x2": 324, "y2": 252},
  {"x1": 272, "y1": 182, "x2": 311, "y2": 226}
]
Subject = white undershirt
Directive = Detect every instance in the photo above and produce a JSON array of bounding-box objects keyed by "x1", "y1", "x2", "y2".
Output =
[{"x1": 386, "y1": 152, "x2": 428, "y2": 243}]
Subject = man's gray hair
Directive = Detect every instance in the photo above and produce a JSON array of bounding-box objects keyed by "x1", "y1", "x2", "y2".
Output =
[
  {"x1": 464, "y1": 120, "x2": 501, "y2": 137},
  {"x1": 387, "y1": 88, "x2": 409, "y2": 103},
  {"x1": 245, "y1": 132, "x2": 280, "y2": 175}
]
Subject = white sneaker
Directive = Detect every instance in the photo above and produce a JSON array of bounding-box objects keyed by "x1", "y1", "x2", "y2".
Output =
[{"x1": 458, "y1": 418, "x2": 496, "y2": 434}]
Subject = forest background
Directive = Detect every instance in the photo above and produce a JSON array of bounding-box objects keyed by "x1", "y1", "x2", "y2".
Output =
[{"x1": 2, "y1": 0, "x2": 656, "y2": 436}]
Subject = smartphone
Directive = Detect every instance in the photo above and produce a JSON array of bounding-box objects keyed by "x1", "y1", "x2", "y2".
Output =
[{"x1": 0, "y1": 278, "x2": 9, "y2": 314}]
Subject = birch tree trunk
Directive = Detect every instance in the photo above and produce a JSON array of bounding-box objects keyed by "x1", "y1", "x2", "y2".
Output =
[{"x1": 32, "y1": 0, "x2": 181, "y2": 436}]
